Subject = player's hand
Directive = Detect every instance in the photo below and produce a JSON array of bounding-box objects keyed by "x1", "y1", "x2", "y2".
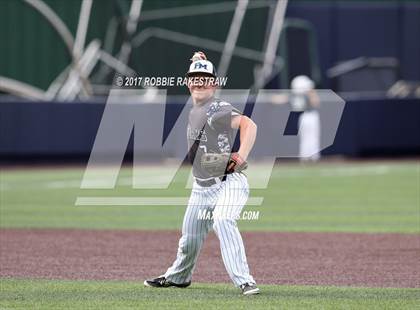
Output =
[{"x1": 226, "y1": 153, "x2": 248, "y2": 173}]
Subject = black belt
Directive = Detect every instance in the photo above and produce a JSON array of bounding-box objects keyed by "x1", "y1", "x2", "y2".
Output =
[{"x1": 196, "y1": 175, "x2": 227, "y2": 187}]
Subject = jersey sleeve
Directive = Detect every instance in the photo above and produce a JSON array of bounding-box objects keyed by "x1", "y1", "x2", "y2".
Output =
[{"x1": 207, "y1": 101, "x2": 241, "y2": 131}]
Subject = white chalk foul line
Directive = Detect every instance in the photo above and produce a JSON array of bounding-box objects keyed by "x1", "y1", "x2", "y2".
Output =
[{"x1": 75, "y1": 196, "x2": 264, "y2": 206}]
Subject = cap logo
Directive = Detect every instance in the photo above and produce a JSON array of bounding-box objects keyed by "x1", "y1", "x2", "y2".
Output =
[{"x1": 194, "y1": 62, "x2": 208, "y2": 70}]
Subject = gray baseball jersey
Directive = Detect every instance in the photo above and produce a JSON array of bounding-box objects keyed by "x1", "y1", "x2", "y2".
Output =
[{"x1": 187, "y1": 97, "x2": 241, "y2": 179}]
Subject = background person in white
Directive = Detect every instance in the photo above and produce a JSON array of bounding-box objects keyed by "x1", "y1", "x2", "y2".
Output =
[{"x1": 291, "y1": 75, "x2": 321, "y2": 162}]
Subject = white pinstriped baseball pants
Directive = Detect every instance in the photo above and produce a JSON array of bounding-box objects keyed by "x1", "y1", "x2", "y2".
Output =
[{"x1": 164, "y1": 173, "x2": 256, "y2": 287}]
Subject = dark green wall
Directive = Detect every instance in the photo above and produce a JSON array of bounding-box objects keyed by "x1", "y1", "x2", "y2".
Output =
[
  {"x1": 1, "y1": 0, "x2": 412, "y2": 94},
  {"x1": 0, "y1": 0, "x2": 268, "y2": 93},
  {"x1": 0, "y1": 0, "x2": 117, "y2": 90}
]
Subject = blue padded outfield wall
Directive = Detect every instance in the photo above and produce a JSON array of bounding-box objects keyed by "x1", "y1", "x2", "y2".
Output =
[{"x1": 1, "y1": 98, "x2": 419, "y2": 160}]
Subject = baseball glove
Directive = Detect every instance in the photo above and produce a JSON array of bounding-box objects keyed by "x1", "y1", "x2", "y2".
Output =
[{"x1": 201, "y1": 152, "x2": 248, "y2": 177}]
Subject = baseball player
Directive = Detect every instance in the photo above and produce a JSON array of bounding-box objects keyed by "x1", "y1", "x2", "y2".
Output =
[
  {"x1": 144, "y1": 52, "x2": 259, "y2": 295},
  {"x1": 290, "y1": 75, "x2": 321, "y2": 161}
]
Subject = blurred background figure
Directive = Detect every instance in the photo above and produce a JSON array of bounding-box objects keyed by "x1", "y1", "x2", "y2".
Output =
[{"x1": 290, "y1": 75, "x2": 320, "y2": 162}]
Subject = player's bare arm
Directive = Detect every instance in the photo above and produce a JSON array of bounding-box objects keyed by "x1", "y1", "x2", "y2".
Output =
[
  {"x1": 307, "y1": 89, "x2": 320, "y2": 108},
  {"x1": 231, "y1": 115, "x2": 257, "y2": 161}
]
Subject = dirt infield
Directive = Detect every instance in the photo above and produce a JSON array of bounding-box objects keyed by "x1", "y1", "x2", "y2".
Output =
[{"x1": 1, "y1": 229, "x2": 419, "y2": 288}]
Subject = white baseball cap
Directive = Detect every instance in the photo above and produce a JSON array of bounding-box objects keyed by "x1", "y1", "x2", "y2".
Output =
[
  {"x1": 186, "y1": 60, "x2": 217, "y2": 77},
  {"x1": 291, "y1": 75, "x2": 314, "y2": 94}
]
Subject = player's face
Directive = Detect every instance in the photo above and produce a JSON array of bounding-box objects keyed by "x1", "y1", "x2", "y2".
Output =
[{"x1": 188, "y1": 74, "x2": 216, "y2": 104}]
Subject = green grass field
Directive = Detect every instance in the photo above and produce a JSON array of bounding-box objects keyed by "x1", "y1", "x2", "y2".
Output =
[
  {"x1": 1, "y1": 279, "x2": 419, "y2": 310},
  {"x1": 1, "y1": 161, "x2": 419, "y2": 232},
  {"x1": 1, "y1": 161, "x2": 419, "y2": 309}
]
